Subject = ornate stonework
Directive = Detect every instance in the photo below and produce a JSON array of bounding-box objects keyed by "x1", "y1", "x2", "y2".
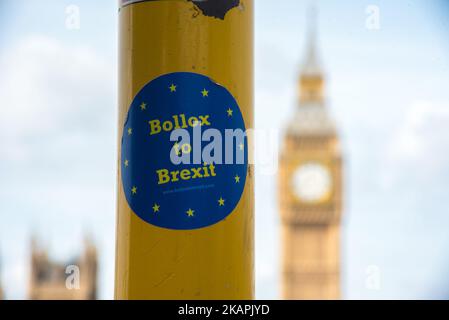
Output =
[
  {"x1": 29, "y1": 238, "x2": 97, "y2": 300},
  {"x1": 279, "y1": 8, "x2": 344, "y2": 300}
]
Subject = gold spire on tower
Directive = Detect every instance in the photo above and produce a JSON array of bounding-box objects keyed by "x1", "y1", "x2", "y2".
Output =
[{"x1": 298, "y1": 6, "x2": 325, "y2": 104}]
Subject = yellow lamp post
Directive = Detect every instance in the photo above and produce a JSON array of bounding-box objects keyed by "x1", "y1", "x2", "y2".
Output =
[{"x1": 115, "y1": 0, "x2": 254, "y2": 300}]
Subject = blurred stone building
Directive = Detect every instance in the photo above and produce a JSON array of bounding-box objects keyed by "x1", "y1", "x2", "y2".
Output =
[
  {"x1": 29, "y1": 238, "x2": 98, "y2": 300},
  {"x1": 0, "y1": 255, "x2": 4, "y2": 300},
  {"x1": 0, "y1": 272, "x2": 3, "y2": 300},
  {"x1": 278, "y1": 9, "x2": 344, "y2": 300}
]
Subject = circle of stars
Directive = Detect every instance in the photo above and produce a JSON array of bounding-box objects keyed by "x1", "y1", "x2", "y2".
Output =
[{"x1": 123, "y1": 81, "x2": 246, "y2": 223}]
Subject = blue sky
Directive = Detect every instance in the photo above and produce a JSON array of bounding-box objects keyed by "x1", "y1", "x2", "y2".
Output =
[{"x1": 1, "y1": 0, "x2": 449, "y2": 300}]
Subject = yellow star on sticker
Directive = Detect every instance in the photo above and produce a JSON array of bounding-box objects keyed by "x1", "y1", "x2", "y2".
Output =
[
  {"x1": 227, "y1": 108, "x2": 233, "y2": 117},
  {"x1": 152, "y1": 204, "x2": 160, "y2": 213},
  {"x1": 169, "y1": 84, "x2": 177, "y2": 92},
  {"x1": 201, "y1": 89, "x2": 209, "y2": 97},
  {"x1": 218, "y1": 198, "x2": 225, "y2": 206},
  {"x1": 186, "y1": 208, "x2": 195, "y2": 217},
  {"x1": 131, "y1": 186, "x2": 138, "y2": 195},
  {"x1": 140, "y1": 102, "x2": 147, "y2": 110},
  {"x1": 234, "y1": 175, "x2": 241, "y2": 183},
  {"x1": 124, "y1": 159, "x2": 129, "y2": 167},
  {"x1": 128, "y1": 128, "x2": 133, "y2": 135}
]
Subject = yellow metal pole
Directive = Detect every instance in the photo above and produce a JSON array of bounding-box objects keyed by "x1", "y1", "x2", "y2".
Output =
[{"x1": 115, "y1": 0, "x2": 254, "y2": 299}]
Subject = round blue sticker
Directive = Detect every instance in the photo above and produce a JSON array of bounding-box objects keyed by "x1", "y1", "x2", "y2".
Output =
[{"x1": 121, "y1": 72, "x2": 248, "y2": 230}]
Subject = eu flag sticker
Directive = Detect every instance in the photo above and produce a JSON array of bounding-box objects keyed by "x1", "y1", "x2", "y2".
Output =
[{"x1": 121, "y1": 72, "x2": 248, "y2": 230}]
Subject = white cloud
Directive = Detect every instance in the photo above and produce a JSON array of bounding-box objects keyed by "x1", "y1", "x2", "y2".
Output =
[
  {"x1": 0, "y1": 34, "x2": 115, "y2": 164},
  {"x1": 385, "y1": 101, "x2": 449, "y2": 184}
]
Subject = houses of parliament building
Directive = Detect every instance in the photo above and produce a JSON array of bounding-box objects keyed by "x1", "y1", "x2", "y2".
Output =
[
  {"x1": 28, "y1": 238, "x2": 98, "y2": 300},
  {"x1": 0, "y1": 238, "x2": 98, "y2": 300}
]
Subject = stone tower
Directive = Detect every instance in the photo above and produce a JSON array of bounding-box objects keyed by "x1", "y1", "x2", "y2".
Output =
[
  {"x1": 29, "y1": 237, "x2": 98, "y2": 300},
  {"x1": 278, "y1": 8, "x2": 344, "y2": 300}
]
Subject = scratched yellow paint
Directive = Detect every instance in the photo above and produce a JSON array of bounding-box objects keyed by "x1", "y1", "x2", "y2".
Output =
[{"x1": 115, "y1": 0, "x2": 254, "y2": 300}]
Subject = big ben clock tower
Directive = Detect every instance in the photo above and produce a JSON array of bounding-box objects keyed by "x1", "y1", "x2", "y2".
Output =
[{"x1": 279, "y1": 10, "x2": 344, "y2": 300}]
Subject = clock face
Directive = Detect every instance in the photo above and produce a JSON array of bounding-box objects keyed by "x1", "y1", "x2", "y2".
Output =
[{"x1": 292, "y1": 162, "x2": 332, "y2": 203}]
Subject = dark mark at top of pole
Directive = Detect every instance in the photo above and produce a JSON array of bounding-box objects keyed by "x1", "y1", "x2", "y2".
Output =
[
  {"x1": 188, "y1": 0, "x2": 241, "y2": 20},
  {"x1": 119, "y1": 0, "x2": 241, "y2": 20}
]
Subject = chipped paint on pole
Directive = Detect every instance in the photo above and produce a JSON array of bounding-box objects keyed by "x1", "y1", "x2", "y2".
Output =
[
  {"x1": 121, "y1": 0, "x2": 242, "y2": 19},
  {"x1": 115, "y1": 0, "x2": 254, "y2": 299}
]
